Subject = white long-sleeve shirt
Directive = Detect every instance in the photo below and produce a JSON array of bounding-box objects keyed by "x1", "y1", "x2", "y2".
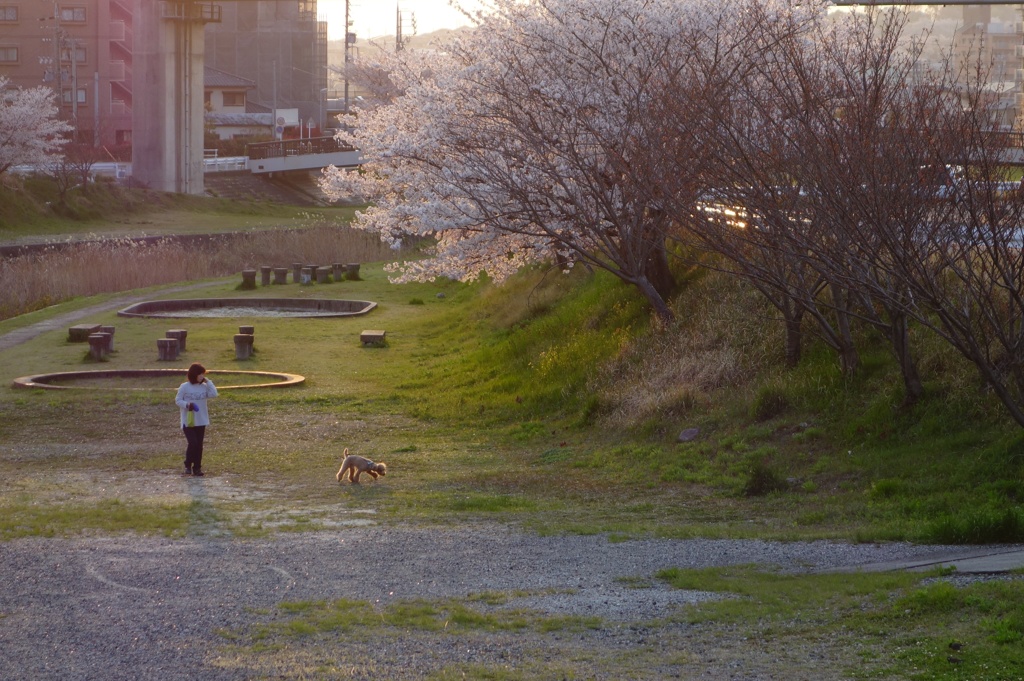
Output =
[{"x1": 175, "y1": 379, "x2": 218, "y2": 427}]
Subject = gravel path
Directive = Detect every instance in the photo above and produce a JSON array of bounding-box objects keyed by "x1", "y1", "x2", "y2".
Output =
[
  {"x1": 0, "y1": 525, "x2": 1007, "y2": 680},
  {"x1": 0, "y1": 281, "x2": 220, "y2": 353}
]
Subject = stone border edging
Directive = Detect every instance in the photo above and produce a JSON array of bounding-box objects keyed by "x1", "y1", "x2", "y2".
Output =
[
  {"x1": 11, "y1": 368, "x2": 305, "y2": 391},
  {"x1": 117, "y1": 297, "x2": 377, "y2": 318}
]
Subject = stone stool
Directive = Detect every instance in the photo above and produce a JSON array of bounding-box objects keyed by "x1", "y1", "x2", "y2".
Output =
[
  {"x1": 239, "y1": 325, "x2": 255, "y2": 336},
  {"x1": 360, "y1": 329, "x2": 386, "y2": 345},
  {"x1": 99, "y1": 325, "x2": 115, "y2": 352},
  {"x1": 332, "y1": 263, "x2": 345, "y2": 281},
  {"x1": 292, "y1": 263, "x2": 303, "y2": 282},
  {"x1": 316, "y1": 266, "x2": 332, "y2": 284},
  {"x1": 240, "y1": 269, "x2": 257, "y2": 289},
  {"x1": 157, "y1": 338, "x2": 180, "y2": 361},
  {"x1": 234, "y1": 333, "x2": 255, "y2": 360},
  {"x1": 300, "y1": 267, "x2": 313, "y2": 285},
  {"x1": 260, "y1": 265, "x2": 272, "y2": 286},
  {"x1": 346, "y1": 263, "x2": 361, "y2": 280},
  {"x1": 273, "y1": 267, "x2": 288, "y2": 285},
  {"x1": 166, "y1": 329, "x2": 187, "y2": 352},
  {"x1": 88, "y1": 333, "x2": 111, "y2": 361}
]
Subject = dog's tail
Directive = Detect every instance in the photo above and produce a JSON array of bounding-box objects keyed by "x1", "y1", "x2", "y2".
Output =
[{"x1": 336, "y1": 448, "x2": 350, "y2": 482}]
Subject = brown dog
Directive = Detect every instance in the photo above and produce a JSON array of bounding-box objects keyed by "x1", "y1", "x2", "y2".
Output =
[{"x1": 336, "y1": 448, "x2": 387, "y2": 483}]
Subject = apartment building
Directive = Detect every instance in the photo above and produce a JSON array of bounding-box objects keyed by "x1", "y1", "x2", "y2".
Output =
[
  {"x1": 953, "y1": 4, "x2": 1023, "y2": 129},
  {"x1": 0, "y1": 0, "x2": 326, "y2": 149},
  {"x1": 0, "y1": 0, "x2": 133, "y2": 148},
  {"x1": 204, "y1": 0, "x2": 327, "y2": 129}
]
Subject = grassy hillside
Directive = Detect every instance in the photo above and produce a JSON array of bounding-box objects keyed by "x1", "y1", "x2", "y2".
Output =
[
  {"x1": 3, "y1": 205, "x2": 1024, "y2": 679},
  {"x1": 1, "y1": 248, "x2": 1022, "y2": 543},
  {"x1": 0, "y1": 174, "x2": 346, "y2": 241}
]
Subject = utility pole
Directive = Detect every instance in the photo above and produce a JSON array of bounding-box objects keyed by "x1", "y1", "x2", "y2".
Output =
[
  {"x1": 344, "y1": 0, "x2": 351, "y2": 115},
  {"x1": 396, "y1": 4, "x2": 403, "y2": 52},
  {"x1": 67, "y1": 36, "x2": 78, "y2": 125},
  {"x1": 52, "y1": 2, "x2": 61, "y2": 102},
  {"x1": 395, "y1": 4, "x2": 415, "y2": 53}
]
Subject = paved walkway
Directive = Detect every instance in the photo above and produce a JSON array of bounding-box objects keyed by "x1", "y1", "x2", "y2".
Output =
[
  {"x1": 834, "y1": 546, "x2": 1024, "y2": 574},
  {"x1": 0, "y1": 281, "x2": 220, "y2": 353}
]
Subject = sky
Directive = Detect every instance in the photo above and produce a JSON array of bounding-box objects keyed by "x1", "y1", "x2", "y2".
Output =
[{"x1": 321, "y1": 0, "x2": 487, "y2": 41}]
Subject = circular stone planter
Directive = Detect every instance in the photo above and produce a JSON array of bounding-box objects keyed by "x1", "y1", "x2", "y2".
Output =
[
  {"x1": 11, "y1": 369, "x2": 305, "y2": 391},
  {"x1": 117, "y1": 298, "x2": 377, "y2": 318}
]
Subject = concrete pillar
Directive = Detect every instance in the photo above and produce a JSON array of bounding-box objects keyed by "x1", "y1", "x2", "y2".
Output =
[
  {"x1": 260, "y1": 266, "x2": 272, "y2": 286},
  {"x1": 131, "y1": 0, "x2": 208, "y2": 195}
]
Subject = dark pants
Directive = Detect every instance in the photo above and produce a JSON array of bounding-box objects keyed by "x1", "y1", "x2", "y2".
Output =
[{"x1": 182, "y1": 425, "x2": 206, "y2": 472}]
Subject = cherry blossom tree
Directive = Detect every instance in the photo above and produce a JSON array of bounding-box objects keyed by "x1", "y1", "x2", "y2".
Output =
[
  {"x1": 0, "y1": 76, "x2": 71, "y2": 176},
  {"x1": 322, "y1": 0, "x2": 790, "y2": 322}
]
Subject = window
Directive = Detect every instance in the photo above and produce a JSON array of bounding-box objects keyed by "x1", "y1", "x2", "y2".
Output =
[
  {"x1": 59, "y1": 6, "x2": 86, "y2": 22},
  {"x1": 222, "y1": 92, "x2": 245, "y2": 107},
  {"x1": 61, "y1": 88, "x2": 86, "y2": 105},
  {"x1": 0, "y1": 46, "x2": 17, "y2": 63},
  {"x1": 0, "y1": 6, "x2": 18, "y2": 21},
  {"x1": 60, "y1": 45, "x2": 86, "y2": 63}
]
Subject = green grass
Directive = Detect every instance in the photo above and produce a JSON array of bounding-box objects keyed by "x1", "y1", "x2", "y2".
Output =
[
  {"x1": 0, "y1": 178, "x2": 347, "y2": 239},
  {"x1": 1, "y1": 259, "x2": 1022, "y2": 542},
  {"x1": 657, "y1": 565, "x2": 1024, "y2": 680}
]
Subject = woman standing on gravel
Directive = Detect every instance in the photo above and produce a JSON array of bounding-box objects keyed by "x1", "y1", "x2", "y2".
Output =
[{"x1": 175, "y1": 362, "x2": 218, "y2": 476}]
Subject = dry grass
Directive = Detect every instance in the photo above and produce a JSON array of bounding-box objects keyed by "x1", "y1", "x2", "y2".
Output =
[
  {"x1": 0, "y1": 224, "x2": 399, "y2": 321},
  {"x1": 595, "y1": 271, "x2": 781, "y2": 426}
]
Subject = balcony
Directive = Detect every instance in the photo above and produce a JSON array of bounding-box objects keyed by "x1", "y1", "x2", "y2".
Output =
[{"x1": 161, "y1": 2, "x2": 222, "y2": 23}]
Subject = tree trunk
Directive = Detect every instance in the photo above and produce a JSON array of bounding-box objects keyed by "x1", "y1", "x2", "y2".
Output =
[
  {"x1": 783, "y1": 300, "x2": 804, "y2": 368},
  {"x1": 644, "y1": 239, "x2": 676, "y2": 299},
  {"x1": 831, "y1": 283, "x2": 859, "y2": 375},
  {"x1": 635, "y1": 275, "x2": 675, "y2": 324},
  {"x1": 890, "y1": 312, "x2": 924, "y2": 405}
]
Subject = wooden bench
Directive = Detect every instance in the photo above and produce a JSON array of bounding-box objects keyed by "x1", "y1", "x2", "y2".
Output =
[{"x1": 360, "y1": 330, "x2": 386, "y2": 345}]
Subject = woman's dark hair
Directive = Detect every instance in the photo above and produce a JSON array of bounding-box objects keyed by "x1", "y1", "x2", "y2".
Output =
[{"x1": 187, "y1": 363, "x2": 206, "y2": 384}]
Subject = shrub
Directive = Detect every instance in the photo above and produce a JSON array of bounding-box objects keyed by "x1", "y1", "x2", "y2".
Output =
[
  {"x1": 742, "y1": 455, "x2": 787, "y2": 497},
  {"x1": 751, "y1": 386, "x2": 789, "y2": 421},
  {"x1": 923, "y1": 506, "x2": 1024, "y2": 544}
]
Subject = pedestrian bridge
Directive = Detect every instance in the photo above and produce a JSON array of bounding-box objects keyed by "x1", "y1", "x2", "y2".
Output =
[{"x1": 245, "y1": 137, "x2": 363, "y2": 175}]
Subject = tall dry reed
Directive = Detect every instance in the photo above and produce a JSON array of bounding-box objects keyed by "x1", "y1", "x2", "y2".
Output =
[{"x1": 0, "y1": 225, "x2": 400, "y2": 321}]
